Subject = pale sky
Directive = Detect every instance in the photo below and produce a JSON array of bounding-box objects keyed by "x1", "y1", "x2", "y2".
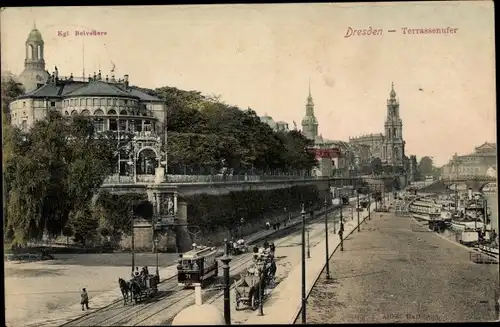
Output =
[{"x1": 1, "y1": 2, "x2": 496, "y2": 166}]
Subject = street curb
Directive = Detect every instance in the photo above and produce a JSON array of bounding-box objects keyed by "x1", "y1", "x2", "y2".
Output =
[{"x1": 290, "y1": 202, "x2": 375, "y2": 324}]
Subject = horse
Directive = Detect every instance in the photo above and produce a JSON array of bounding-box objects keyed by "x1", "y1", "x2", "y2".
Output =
[
  {"x1": 128, "y1": 278, "x2": 143, "y2": 304},
  {"x1": 118, "y1": 278, "x2": 130, "y2": 305}
]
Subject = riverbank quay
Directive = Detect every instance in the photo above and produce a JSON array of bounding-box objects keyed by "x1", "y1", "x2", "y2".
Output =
[
  {"x1": 304, "y1": 211, "x2": 499, "y2": 323},
  {"x1": 245, "y1": 203, "x2": 375, "y2": 324},
  {"x1": 16, "y1": 196, "x2": 364, "y2": 327}
]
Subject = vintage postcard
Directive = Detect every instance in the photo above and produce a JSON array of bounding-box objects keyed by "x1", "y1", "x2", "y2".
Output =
[{"x1": 1, "y1": 2, "x2": 497, "y2": 326}]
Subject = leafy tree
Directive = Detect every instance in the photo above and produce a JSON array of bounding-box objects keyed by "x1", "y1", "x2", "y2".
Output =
[
  {"x1": 62, "y1": 226, "x2": 74, "y2": 245},
  {"x1": 151, "y1": 86, "x2": 317, "y2": 174},
  {"x1": 2, "y1": 74, "x2": 25, "y2": 241},
  {"x1": 100, "y1": 227, "x2": 110, "y2": 238},
  {"x1": 418, "y1": 156, "x2": 434, "y2": 176},
  {"x1": 370, "y1": 157, "x2": 383, "y2": 175},
  {"x1": 1, "y1": 72, "x2": 25, "y2": 123},
  {"x1": 4, "y1": 111, "x2": 125, "y2": 245},
  {"x1": 71, "y1": 206, "x2": 99, "y2": 246}
]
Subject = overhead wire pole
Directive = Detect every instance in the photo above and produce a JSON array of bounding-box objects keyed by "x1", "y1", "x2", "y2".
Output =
[
  {"x1": 117, "y1": 109, "x2": 121, "y2": 183},
  {"x1": 324, "y1": 196, "x2": 330, "y2": 279}
]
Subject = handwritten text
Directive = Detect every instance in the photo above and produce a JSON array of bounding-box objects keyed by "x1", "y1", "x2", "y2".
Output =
[{"x1": 344, "y1": 27, "x2": 383, "y2": 38}]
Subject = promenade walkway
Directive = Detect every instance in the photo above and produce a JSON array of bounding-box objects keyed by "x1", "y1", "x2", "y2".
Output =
[
  {"x1": 24, "y1": 196, "x2": 364, "y2": 327},
  {"x1": 245, "y1": 197, "x2": 378, "y2": 325},
  {"x1": 304, "y1": 210, "x2": 499, "y2": 323}
]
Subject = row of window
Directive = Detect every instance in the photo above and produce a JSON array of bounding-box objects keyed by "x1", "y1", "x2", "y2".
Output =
[
  {"x1": 63, "y1": 109, "x2": 154, "y2": 117},
  {"x1": 92, "y1": 118, "x2": 154, "y2": 133},
  {"x1": 63, "y1": 98, "x2": 140, "y2": 107}
]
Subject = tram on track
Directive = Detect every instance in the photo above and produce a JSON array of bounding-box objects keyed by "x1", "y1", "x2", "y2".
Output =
[{"x1": 177, "y1": 244, "x2": 219, "y2": 288}]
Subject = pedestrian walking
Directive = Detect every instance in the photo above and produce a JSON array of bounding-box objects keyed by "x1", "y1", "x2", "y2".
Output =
[{"x1": 81, "y1": 288, "x2": 89, "y2": 311}]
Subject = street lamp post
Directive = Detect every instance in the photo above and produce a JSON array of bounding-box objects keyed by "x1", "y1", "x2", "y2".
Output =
[
  {"x1": 130, "y1": 209, "x2": 135, "y2": 274},
  {"x1": 339, "y1": 218, "x2": 344, "y2": 251},
  {"x1": 307, "y1": 228, "x2": 311, "y2": 259},
  {"x1": 258, "y1": 266, "x2": 264, "y2": 316},
  {"x1": 324, "y1": 197, "x2": 330, "y2": 279},
  {"x1": 221, "y1": 239, "x2": 232, "y2": 325},
  {"x1": 300, "y1": 204, "x2": 307, "y2": 324},
  {"x1": 357, "y1": 190, "x2": 360, "y2": 232},
  {"x1": 154, "y1": 238, "x2": 160, "y2": 281},
  {"x1": 368, "y1": 196, "x2": 371, "y2": 220}
]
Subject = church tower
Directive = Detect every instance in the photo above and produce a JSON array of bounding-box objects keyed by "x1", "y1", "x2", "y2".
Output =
[
  {"x1": 18, "y1": 23, "x2": 51, "y2": 92},
  {"x1": 382, "y1": 82, "x2": 405, "y2": 166},
  {"x1": 301, "y1": 82, "x2": 318, "y2": 141}
]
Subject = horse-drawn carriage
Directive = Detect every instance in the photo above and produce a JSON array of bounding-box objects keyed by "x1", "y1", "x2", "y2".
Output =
[
  {"x1": 118, "y1": 268, "x2": 159, "y2": 305},
  {"x1": 230, "y1": 239, "x2": 249, "y2": 255},
  {"x1": 233, "y1": 247, "x2": 277, "y2": 310}
]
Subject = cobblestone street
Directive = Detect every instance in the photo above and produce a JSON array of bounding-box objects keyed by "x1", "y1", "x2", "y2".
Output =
[{"x1": 305, "y1": 212, "x2": 499, "y2": 323}]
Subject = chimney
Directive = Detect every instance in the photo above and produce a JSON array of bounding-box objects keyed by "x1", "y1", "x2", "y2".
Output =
[
  {"x1": 88, "y1": 74, "x2": 92, "y2": 82},
  {"x1": 98, "y1": 70, "x2": 102, "y2": 80},
  {"x1": 111, "y1": 74, "x2": 116, "y2": 82},
  {"x1": 69, "y1": 73, "x2": 74, "y2": 81},
  {"x1": 124, "y1": 74, "x2": 129, "y2": 88},
  {"x1": 93, "y1": 72, "x2": 97, "y2": 81},
  {"x1": 105, "y1": 75, "x2": 109, "y2": 82}
]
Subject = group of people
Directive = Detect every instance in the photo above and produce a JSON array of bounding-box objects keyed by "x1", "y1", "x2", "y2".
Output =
[
  {"x1": 266, "y1": 220, "x2": 283, "y2": 231},
  {"x1": 132, "y1": 266, "x2": 150, "y2": 285},
  {"x1": 252, "y1": 240, "x2": 275, "y2": 262}
]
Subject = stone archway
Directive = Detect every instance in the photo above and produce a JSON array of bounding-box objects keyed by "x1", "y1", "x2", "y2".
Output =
[{"x1": 136, "y1": 147, "x2": 159, "y2": 175}]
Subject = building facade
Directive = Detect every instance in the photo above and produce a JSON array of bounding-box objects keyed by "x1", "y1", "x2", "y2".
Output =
[
  {"x1": 349, "y1": 83, "x2": 406, "y2": 167},
  {"x1": 10, "y1": 27, "x2": 168, "y2": 184},
  {"x1": 441, "y1": 142, "x2": 497, "y2": 179},
  {"x1": 259, "y1": 114, "x2": 290, "y2": 132}
]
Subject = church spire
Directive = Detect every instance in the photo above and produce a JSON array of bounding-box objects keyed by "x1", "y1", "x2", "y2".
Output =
[
  {"x1": 307, "y1": 79, "x2": 314, "y2": 107},
  {"x1": 390, "y1": 82, "x2": 396, "y2": 99},
  {"x1": 308, "y1": 77, "x2": 311, "y2": 97}
]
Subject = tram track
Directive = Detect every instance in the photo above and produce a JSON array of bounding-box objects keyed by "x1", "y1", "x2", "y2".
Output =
[{"x1": 62, "y1": 201, "x2": 361, "y2": 326}]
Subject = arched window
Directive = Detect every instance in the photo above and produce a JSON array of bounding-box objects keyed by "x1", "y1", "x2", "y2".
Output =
[
  {"x1": 94, "y1": 118, "x2": 105, "y2": 132},
  {"x1": 28, "y1": 45, "x2": 33, "y2": 59},
  {"x1": 107, "y1": 109, "x2": 117, "y2": 115},
  {"x1": 71, "y1": 110, "x2": 78, "y2": 116},
  {"x1": 128, "y1": 120, "x2": 136, "y2": 132},
  {"x1": 119, "y1": 110, "x2": 128, "y2": 116},
  {"x1": 94, "y1": 109, "x2": 104, "y2": 115},
  {"x1": 64, "y1": 111, "x2": 69, "y2": 115},
  {"x1": 37, "y1": 45, "x2": 42, "y2": 59},
  {"x1": 81, "y1": 109, "x2": 90, "y2": 115}
]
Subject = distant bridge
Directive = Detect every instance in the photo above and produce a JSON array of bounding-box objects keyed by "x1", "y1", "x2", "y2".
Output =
[{"x1": 442, "y1": 176, "x2": 496, "y2": 192}]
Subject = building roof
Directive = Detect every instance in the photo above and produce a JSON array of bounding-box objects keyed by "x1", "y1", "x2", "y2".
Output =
[
  {"x1": 475, "y1": 142, "x2": 496, "y2": 152},
  {"x1": 27, "y1": 28, "x2": 43, "y2": 43},
  {"x1": 125, "y1": 87, "x2": 164, "y2": 102},
  {"x1": 65, "y1": 80, "x2": 138, "y2": 98},
  {"x1": 18, "y1": 81, "x2": 87, "y2": 99},
  {"x1": 16, "y1": 79, "x2": 163, "y2": 102}
]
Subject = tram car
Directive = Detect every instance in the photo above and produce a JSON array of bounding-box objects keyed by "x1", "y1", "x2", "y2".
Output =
[{"x1": 177, "y1": 244, "x2": 219, "y2": 288}]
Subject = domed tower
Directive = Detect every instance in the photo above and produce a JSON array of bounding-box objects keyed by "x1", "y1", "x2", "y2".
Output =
[
  {"x1": 382, "y1": 82, "x2": 405, "y2": 166},
  {"x1": 18, "y1": 23, "x2": 51, "y2": 92},
  {"x1": 301, "y1": 82, "x2": 318, "y2": 141}
]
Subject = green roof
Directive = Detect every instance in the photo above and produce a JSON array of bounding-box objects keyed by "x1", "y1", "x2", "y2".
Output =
[{"x1": 65, "y1": 80, "x2": 138, "y2": 98}]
